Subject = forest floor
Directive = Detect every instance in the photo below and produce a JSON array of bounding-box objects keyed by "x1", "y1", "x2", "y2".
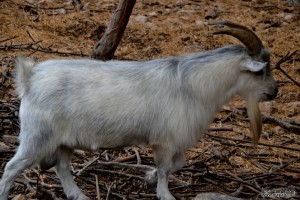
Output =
[{"x1": 0, "y1": 0, "x2": 299, "y2": 199}]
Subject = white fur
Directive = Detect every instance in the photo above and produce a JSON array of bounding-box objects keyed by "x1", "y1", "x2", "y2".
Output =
[{"x1": 0, "y1": 45, "x2": 277, "y2": 200}]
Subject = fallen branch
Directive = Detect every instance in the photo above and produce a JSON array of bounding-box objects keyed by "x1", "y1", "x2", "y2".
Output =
[
  {"x1": 95, "y1": 174, "x2": 101, "y2": 200},
  {"x1": 84, "y1": 160, "x2": 190, "y2": 186},
  {"x1": 0, "y1": 41, "x2": 42, "y2": 50},
  {"x1": 262, "y1": 114, "x2": 300, "y2": 133},
  {"x1": 89, "y1": 168, "x2": 144, "y2": 180},
  {"x1": 206, "y1": 132, "x2": 300, "y2": 152},
  {"x1": 26, "y1": 31, "x2": 37, "y2": 43},
  {"x1": 0, "y1": 42, "x2": 88, "y2": 57},
  {"x1": 105, "y1": 182, "x2": 113, "y2": 200},
  {"x1": 274, "y1": 50, "x2": 300, "y2": 89},
  {"x1": 10, "y1": 0, "x2": 109, "y2": 13},
  {"x1": 133, "y1": 148, "x2": 142, "y2": 165},
  {"x1": 20, "y1": 0, "x2": 72, "y2": 10},
  {"x1": 224, "y1": 170, "x2": 261, "y2": 193},
  {"x1": 271, "y1": 157, "x2": 300, "y2": 173},
  {"x1": 76, "y1": 174, "x2": 128, "y2": 199},
  {"x1": 209, "y1": 127, "x2": 233, "y2": 132},
  {"x1": 15, "y1": 175, "x2": 36, "y2": 194},
  {"x1": 221, "y1": 107, "x2": 300, "y2": 133},
  {"x1": 25, "y1": 172, "x2": 56, "y2": 200},
  {"x1": 93, "y1": 160, "x2": 154, "y2": 171},
  {"x1": 231, "y1": 184, "x2": 244, "y2": 197},
  {"x1": 0, "y1": 36, "x2": 18, "y2": 43},
  {"x1": 113, "y1": 154, "x2": 136, "y2": 162},
  {"x1": 248, "y1": 159, "x2": 269, "y2": 172},
  {"x1": 76, "y1": 156, "x2": 99, "y2": 176},
  {"x1": 33, "y1": 46, "x2": 88, "y2": 57}
]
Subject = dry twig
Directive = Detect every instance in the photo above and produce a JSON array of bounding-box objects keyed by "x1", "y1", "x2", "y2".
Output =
[
  {"x1": 224, "y1": 170, "x2": 261, "y2": 193},
  {"x1": 76, "y1": 156, "x2": 99, "y2": 176},
  {"x1": 105, "y1": 183, "x2": 113, "y2": 200},
  {"x1": 207, "y1": 132, "x2": 300, "y2": 152},
  {"x1": 133, "y1": 148, "x2": 142, "y2": 165},
  {"x1": 95, "y1": 174, "x2": 101, "y2": 200},
  {"x1": 274, "y1": 50, "x2": 300, "y2": 89},
  {"x1": 113, "y1": 154, "x2": 136, "y2": 162},
  {"x1": 262, "y1": 114, "x2": 300, "y2": 133},
  {"x1": 0, "y1": 41, "x2": 88, "y2": 57},
  {"x1": 89, "y1": 168, "x2": 144, "y2": 180},
  {"x1": 0, "y1": 36, "x2": 18, "y2": 43}
]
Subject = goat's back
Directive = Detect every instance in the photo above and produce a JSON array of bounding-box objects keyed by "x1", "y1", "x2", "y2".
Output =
[{"x1": 17, "y1": 58, "x2": 195, "y2": 150}]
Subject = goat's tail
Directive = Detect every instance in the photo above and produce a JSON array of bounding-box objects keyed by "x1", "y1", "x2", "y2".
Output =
[{"x1": 15, "y1": 57, "x2": 35, "y2": 98}]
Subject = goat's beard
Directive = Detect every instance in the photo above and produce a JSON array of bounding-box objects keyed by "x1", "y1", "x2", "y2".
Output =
[{"x1": 246, "y1": 97, "x2": 262, "y2": 144}]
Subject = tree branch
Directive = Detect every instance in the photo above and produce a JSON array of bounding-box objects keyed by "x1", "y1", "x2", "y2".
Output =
[
  {"x1": 274, "y1": 50, "x2": 300, "y2": 89},
  {"x1": 91, "y1": 0, "x2": 136, "y2": 60}
]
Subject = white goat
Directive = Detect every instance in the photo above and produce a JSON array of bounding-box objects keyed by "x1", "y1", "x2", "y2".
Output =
[{"x1": 0, "y1": 21, "x2": 278, "y2": 200}]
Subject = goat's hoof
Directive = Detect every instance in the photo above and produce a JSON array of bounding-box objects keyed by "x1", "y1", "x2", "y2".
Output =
[
  {"x1": 157, "y1": 188, "x2": 176, "y2": 200},
  {"x1": 145, "y1": 169, "x2": 157, "y2": 187},
  {"x1": 68, "y1": 193, "x2": 90, "y2": 200},
  {"x1": 157, "y1": 193, "x2": 176, "y2": 200},
  {"x1": 80, "y1": 196, "x2": 90, "y2": 200},
  {"x1": 77, "y1": 195, "x2": 90, "y2": 200}
]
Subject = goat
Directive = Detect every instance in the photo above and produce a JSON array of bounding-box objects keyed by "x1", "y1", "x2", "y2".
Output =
[{"x1": 0, "y1": 21, "x2": 278, "y2": 200}]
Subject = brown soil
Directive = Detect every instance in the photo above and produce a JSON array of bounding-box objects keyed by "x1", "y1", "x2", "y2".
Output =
[{"x1": 0, "y1": 0, "x2": 299, "y2": 199}]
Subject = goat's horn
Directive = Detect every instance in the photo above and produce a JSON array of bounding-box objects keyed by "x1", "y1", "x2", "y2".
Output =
[{"x1": 209, "y1": 21, "x2": 263, "y2": 56}]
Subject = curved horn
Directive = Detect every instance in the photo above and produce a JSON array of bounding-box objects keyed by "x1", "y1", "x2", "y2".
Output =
[{"x1": 209, "y1": 21, "x2": 263, "y2": 56}]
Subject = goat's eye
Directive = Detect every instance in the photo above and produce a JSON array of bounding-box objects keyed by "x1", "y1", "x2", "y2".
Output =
[{"x1": 254, "y1": 70, "x2": 264, "y2": 76}]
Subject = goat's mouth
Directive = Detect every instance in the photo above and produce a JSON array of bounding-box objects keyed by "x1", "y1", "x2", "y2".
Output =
[
  {"x1": 263, "y1": 90, "x2": 278, "y2": 101},
  {"x1": 262, "y1": 93, "x2": 276, "y2": 101},
  {"x1": 262, "y1": 88, "x2": 278, "y2": 101}
]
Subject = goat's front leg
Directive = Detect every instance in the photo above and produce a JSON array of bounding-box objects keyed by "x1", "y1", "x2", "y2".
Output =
[{"x1": 153, "y1": 145, "x2": 185, "y2": 200}]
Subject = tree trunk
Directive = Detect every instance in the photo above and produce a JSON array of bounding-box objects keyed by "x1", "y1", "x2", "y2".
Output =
[{"x1": 91, "y1": 0, "x2": 136, "y2": 60}]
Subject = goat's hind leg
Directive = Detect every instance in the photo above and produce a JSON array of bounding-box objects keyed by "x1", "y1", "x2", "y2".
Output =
[
  {"x1": 0, "y1": 136, "x2": 39, "y2": 199},
  {"x1": 55, "y1": 146, "x2": 90, "y2": 200}
]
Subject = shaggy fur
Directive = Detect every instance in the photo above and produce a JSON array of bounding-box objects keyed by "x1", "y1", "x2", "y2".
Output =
[{"x1": 0, "y1": 44, "x2": 277, "y2": 200}]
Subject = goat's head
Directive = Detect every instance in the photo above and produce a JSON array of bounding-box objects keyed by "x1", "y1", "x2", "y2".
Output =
[{"x1": 211, "y1": 21, "x2": 278, "y2": 143}]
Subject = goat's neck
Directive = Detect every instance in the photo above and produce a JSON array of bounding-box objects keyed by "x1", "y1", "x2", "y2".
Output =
[{"x1": 186, "y1": 62, "x2": 241, "y2": 123}]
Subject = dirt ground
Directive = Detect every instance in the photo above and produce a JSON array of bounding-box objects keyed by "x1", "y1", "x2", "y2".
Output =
[{"x1": 0, "y1": 0, "x2": 299, "y2": 199}]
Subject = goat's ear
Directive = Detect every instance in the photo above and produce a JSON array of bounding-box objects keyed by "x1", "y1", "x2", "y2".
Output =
[{"x1": 240, "y1": 60, "x2": 267, "y2": 72}]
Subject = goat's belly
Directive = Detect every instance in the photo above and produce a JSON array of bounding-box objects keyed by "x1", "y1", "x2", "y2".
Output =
[
  {"x1": 92, "y1": 134, "x2": 149, "y2": 149},
  {"x1": 61, "y1": 126, "x2": 150, "y2": 150}
]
